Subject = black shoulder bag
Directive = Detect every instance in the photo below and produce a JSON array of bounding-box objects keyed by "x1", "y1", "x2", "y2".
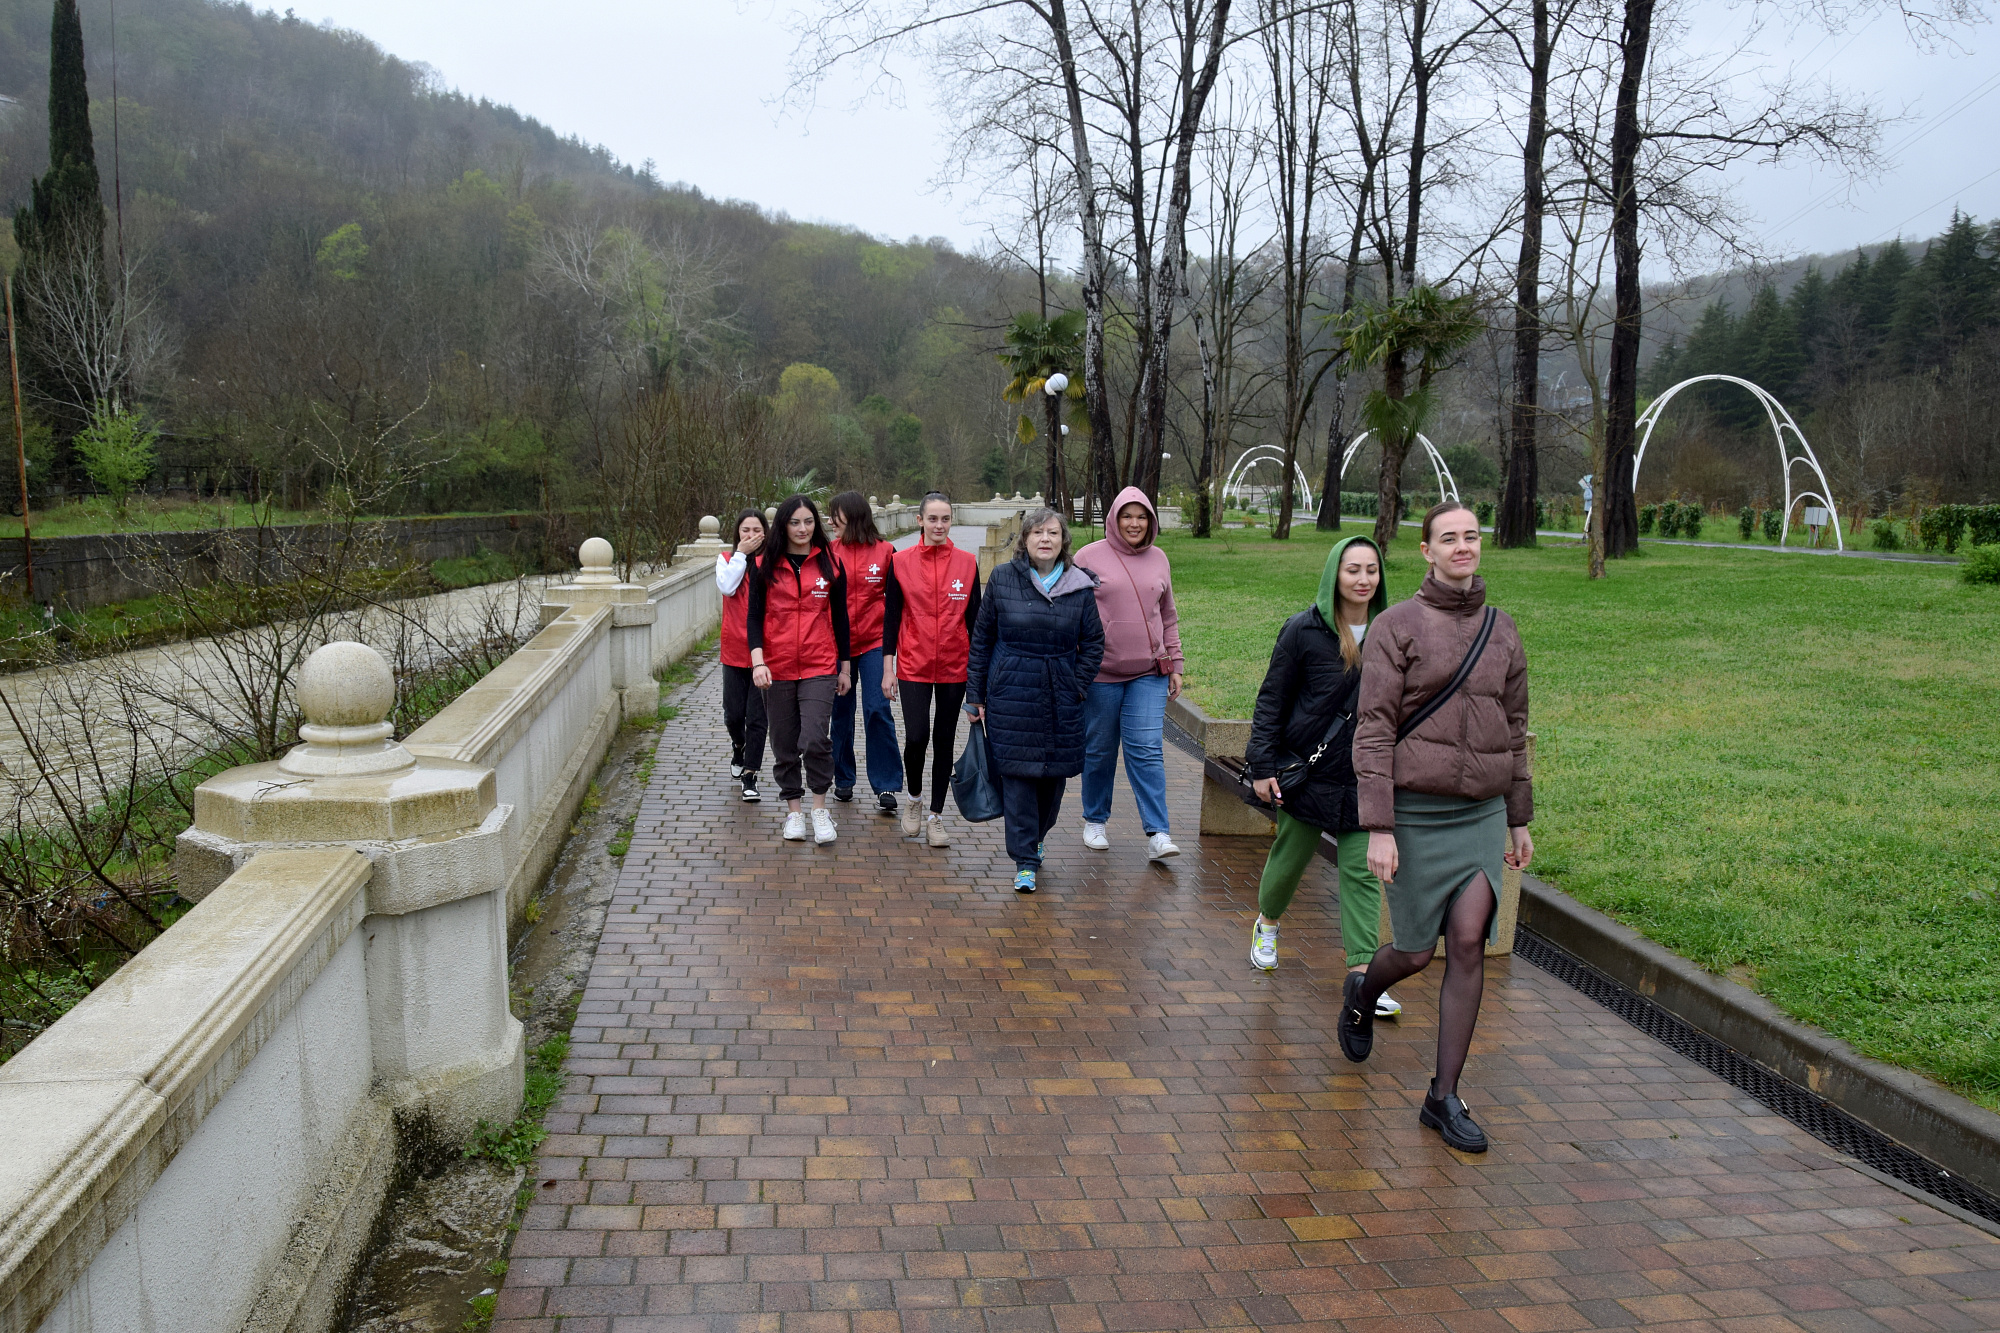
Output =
[{"x1": 1395, "y1": 606, "x2": 1498, "y2": 744}]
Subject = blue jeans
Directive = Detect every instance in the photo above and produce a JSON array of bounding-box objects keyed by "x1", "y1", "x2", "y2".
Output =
[
  {"x1": 831, "y1": 647, "x2": 904, "y2": 794},
  {"x1": 1081, "y1": 674, "x2": 1172, "y2": 834}
]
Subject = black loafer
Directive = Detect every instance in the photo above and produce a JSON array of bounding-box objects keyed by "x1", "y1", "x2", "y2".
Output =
[
  {"x1": 1337, "y1": 971, "x2": 1375, "y2": 1063},
  {"x1": 833, "y1": 787, "x2": 855, "y2": 803},
  {"x1": 1419, "y1": 1082, "x2": 1489, "y2": 1153}
]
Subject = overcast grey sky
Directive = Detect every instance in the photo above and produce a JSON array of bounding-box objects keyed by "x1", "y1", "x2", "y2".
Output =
[{"x1": 306, "y1": 0, "x2": 1996, "y2": 269}]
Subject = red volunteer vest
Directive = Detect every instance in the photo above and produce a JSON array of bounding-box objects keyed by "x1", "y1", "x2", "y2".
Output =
[
  {"x1": 833, "y1": 539, "x2": 896, "y2": 655},
  {"x1": 721, "y1": 567, "x2": 752, "y2": 668},
  {"x1": 760, "y1": 552, "x2": 840, "y2": 680},
  {"x1": 891, "y1": 540, "x2": 977, "y2": 682}
]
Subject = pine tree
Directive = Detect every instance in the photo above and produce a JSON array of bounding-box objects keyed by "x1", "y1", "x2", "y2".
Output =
[
  {"x1": 1737, "y1": 281, "x2": 1801, "y2": 410},
  {"x1": 1887, "y1": 211, "x2": 1998, "y2": 372},
  {"x1": 1783, "y1": 266, "x2": 1828, "y2": 400},
  {"x1": 1860, "y1": 240, "x2": 1912, "y2": 350}
]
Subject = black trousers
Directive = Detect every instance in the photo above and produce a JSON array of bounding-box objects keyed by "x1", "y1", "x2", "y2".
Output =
[
  {"x1": 899, "y1": 681, "x2": 966, "y2": 815},
  {"x1": 1001, "y1": 774, "x2": 1067, "y2": 868},
  {"x1": 764, "y1": 674, "x2": 837, "y2": 801},
  {"x1": 722, "y1": 664, "x2": 767, "y2": 775}
]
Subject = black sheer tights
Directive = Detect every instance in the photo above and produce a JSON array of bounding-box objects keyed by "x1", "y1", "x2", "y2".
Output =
[{"x1": 1353, "y1": 873, "x2": 1495, "y2": 1100}]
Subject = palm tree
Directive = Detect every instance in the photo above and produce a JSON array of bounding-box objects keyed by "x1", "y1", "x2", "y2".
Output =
[
  {"x1": 998, "y1": 310, "x2": 1085, "y2": 515},
  {"x1": 1339, "y1": 287, "x2": 1484, "y2": 547}
]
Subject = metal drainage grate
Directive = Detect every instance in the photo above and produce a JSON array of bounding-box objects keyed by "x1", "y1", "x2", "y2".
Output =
[{"x1": 1513, "y1": 925, "x2": 2000, "y2": 1228}]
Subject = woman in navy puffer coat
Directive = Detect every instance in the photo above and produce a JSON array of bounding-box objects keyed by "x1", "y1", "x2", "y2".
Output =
[{"x1": 967, "y1": 508, "x2": 1104, "y2": 893}]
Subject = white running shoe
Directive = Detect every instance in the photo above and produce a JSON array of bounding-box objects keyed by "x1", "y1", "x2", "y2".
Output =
[
  {"x1": 1146, "y1": 831, "x2": 1181, "y2": 860},
  {"x1": 1375, "y1": 990, "x2": 1403, "y2": 1019},
  {"x1": 731, "y1": 762, "x2": 744, "y2": 779},
  {"x1": 812, "y1": 807, "x2": 837, "y2": 844},
  {"x1": 782, "y1": 811, "x2": 809, "y2": 841},
  {"x1": 926, "y1": 813, "x2": 951, "y2": 847},
  {"x1": 1082, "y1": 822, "x2": 1110, "y2": 850},
  {"x1": 1251, "y1": 919, "x2": 1279, "y2": 970},
  {"x1": 900, "y1": 800, "x2": 922, "y2": 838}
]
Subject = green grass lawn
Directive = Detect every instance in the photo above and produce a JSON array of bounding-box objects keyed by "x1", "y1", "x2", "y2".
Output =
[
  {"x1": 1163, "y1": 527, "x2": 2000, "y2": 1108},
  {"x1": 0, "y1": 496, "x2": 536, "y2": 540}
]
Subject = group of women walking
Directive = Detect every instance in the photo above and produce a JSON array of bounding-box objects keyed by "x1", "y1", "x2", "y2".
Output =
[
  {"x1": 719, "y1": 488, "x2": 1533, "y2": 1153},
  {"x1": 717, "y1": 489, "x2": 1184, "y2": 887}
]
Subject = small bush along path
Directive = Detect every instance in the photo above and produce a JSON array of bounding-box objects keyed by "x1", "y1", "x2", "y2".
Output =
[{"x1": 1163, "y1": 528, "x2": 2000, "y2": 1108}]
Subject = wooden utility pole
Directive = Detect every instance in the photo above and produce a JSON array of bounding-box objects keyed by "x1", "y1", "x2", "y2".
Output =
[{"x1": 4, "y1": 276, "x2": 32, "y2": 601}]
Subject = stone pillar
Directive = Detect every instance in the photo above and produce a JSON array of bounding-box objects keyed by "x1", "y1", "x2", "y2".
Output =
[
  {"x1": 674, "y1": 514, "x2": 726, "y2": 564},
  {"x1": 543, "y1": 536, "x2": 659, "y2": 722},
  {"x1": 173, "y1": 642, "x2": 524, "y2": 1141}
]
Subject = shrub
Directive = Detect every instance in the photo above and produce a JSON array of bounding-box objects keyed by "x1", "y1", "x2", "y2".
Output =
[
  {"x1": 1682, "y1": 505, "x2": 1704, "y2": 539},
  {"x1": 1738, "y1": 506, "x2": 1755, "y2": 541},
  {"x1": 1533, "y1": 497, "x2": 1548, "y2": 529},
  {"x1": 73, "y1": 407, "x2": 158, "y2": 519},
  {"x1": 1474, "y1": 499, "x2": 1495, "y2": 526},
  {"x1": 1969, "y1": 506, "x2": 2000, "y2": 548},
  {"x1": 1639, "y1": 504, "x2": 1657, "y2": 536},
  {"x1": 1961, "y1": 544, "x2": 2000, "y2": 585},
  {"x1": 1870, "y1": 518, "x2": 1902, "y2": 551},
  {"x1": 1762, "y1": 508, "x2": 1782, "y2": 542},
  {"x1": 1658, "y1": 501, "x2": 1681, "y2": 538}
]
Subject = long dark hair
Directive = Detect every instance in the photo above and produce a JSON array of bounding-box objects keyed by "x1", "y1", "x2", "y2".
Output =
[
  {"x1": 828, "y1": 491, "x2": 883, "y2": 546},
  {"x1": 758, "y1": 494, "x2": 837, "y2": 584},
  {"x1": 731, "y1": 507, "x2": 767, "y2": 554}
]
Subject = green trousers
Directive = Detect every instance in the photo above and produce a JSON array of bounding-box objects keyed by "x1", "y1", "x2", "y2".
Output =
[{"x1": 1257, "y1": 810, "x2": 1382, "y2": 967}]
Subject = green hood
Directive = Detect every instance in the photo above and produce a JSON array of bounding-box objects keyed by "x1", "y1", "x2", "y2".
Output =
[{"x1": 1315, "y1": 536, "x2": 1388, "y2": 628}]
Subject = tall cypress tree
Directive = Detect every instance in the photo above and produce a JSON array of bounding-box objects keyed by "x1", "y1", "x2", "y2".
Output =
[
  {"x1": 11, "y1": 0, "x2": 110, "y2": 428},
  {"x1": 14, "y1": 0, "x2": 104, "y2": 260}
]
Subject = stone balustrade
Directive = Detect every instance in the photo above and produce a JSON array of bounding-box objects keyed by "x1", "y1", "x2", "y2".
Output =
[{"x1": 0, "y1": 528, "x2": 728, "y2": 1333}]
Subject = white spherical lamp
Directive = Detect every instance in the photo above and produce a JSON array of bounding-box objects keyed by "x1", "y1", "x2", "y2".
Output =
[{"x1": 1044, "y1": 373, "x2": 1069, "y2": 396}]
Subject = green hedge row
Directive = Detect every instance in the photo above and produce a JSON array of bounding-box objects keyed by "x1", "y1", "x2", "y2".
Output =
[{"x1": 1918, "y1": 504, "x2": 2000, "y2": 554}]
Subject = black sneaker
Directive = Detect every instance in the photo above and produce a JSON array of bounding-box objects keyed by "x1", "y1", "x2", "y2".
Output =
[
  {"x1": 1419, "y1": 1080, "x2": 1489, "y2": 1153},
  {"x1": 877, "y1": 792, "x2": 898, "y2": 816},
  {"x1": 740, "y1": 778, "x2": 761, "y2": 803},
  {"x1": 833, "y1": 787, "x2": 855, "y2": 803},
  {"x1": 1337, "y1": 971, "x2": 1375, "y2": 1063}
]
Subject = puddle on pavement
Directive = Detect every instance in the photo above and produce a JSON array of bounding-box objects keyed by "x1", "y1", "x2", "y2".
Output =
[{"x1": 338, "y1": 656, "x2": 712, "y2": 1331}]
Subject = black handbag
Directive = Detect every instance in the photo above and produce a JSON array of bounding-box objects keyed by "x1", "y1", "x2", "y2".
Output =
[{"x1": 1269, "y1": 705, "x2": 1354, "y2": 796}]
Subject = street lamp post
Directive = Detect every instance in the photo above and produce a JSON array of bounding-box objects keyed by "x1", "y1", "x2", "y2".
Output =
[{"x1": 1044, "y1": 372, "x2": 1070, "y2": 521}]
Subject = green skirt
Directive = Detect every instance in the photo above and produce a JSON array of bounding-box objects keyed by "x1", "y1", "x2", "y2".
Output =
[{"x1": 1386, "y1": 789, "x2": 1505, "y2": 951}]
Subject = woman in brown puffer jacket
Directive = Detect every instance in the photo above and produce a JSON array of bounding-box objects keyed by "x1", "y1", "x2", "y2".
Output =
[{"x1": 1337, "y1": 502, "x2": 1534, "y2": 1156}]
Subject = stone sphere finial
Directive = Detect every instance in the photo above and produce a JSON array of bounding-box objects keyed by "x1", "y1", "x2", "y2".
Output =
[
  {"x1": 576, "y1": 537, "x2": 617, "y2": 586},
  {"x1": 281, "y1": 642, "x2": 412, "y2": 776},
  {"x1": 891, "y1": 494, "x2": 902, "y2": 505},
  {"x1": 698, "y1": 515, "x2": 721, "y2": 539},
  {"x1": 765, "y1": 506, "x2": 778, "y2": 524},
  {"x1": 869, "y1": 495, "x2": 879, "y2": 507}
]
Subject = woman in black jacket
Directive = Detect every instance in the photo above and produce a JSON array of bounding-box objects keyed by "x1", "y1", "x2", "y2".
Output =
[
  {"x1": 967, "y1": 508, "x2": 1105, "y2": 895},
  {"x1": 1243, "y1": 536, "x2": 1398, "y2": 1013}
]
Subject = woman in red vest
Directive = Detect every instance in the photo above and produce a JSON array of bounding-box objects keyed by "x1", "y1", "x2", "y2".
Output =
[
  {"x1": 715, "y1": 507, "x2": 769, "y2": 803},
  {"x1": 826, "y1": 491, "x2": 906, "y2": 817},
  {"x1": 883, "y1": 492, "x2": 980, "y2": 846},
  {"x1": 749, "y1": 495, "x2": 853, "y2": 845}
]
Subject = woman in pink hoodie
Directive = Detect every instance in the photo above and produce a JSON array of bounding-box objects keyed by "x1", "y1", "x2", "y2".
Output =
[{"x1": 1074, "y1": 487, "x2": 1185, "y2": 860}]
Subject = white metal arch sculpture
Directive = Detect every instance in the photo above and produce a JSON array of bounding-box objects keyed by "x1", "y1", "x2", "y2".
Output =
[
  {"x1": 1222, "y1": 444, "x2": 1316, "y2": 514},
  {"x1": 1633, "y1": 374, "x2": 1843, "y2": 551},
  {"x1": 1339, "y1": 432, "x2": 1461, "y2": 505}
]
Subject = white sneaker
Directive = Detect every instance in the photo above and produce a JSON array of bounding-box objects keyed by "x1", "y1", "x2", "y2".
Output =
[
  {"x1": 1082, "y1": 822, "x2": 1110, "y2": 850},
  {"x1": 925, "y1": 813, "x2": 951, "y2": 847},
  {"x1": 1251, "y1": 919, "x2": 1279, "y2": 970},
  {"x1": 812, "y1": 807, "x2": 837, "y2": 844},
  {"x1": 900, "y1": 800, "x2": 922, "y2": 838},
  {"x1": 1375, "y1": 990, "x2": 1403, "y2": 1019},
  {"x1": 1146, "y1": 832, "x2": 1181, "y2": 860},
  {"x1": 731, "y1": 762, "x2": 744, "y2": 779},
  {"x1": 782, "y1": 811, "x2": 809, "y2": 841}
]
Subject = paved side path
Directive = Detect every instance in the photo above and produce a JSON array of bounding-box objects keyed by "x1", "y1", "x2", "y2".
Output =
[{"x1": 497, "y1": 661, "x2": 1999, "y2": 1333}]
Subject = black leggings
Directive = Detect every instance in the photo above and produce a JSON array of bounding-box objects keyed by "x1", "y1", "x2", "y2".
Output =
[
  {"x1": 722, "y1": 664, "x2": 767, "y2": 774},
  {"x1": 899, "y1": 681, "x2": 965, "y2": 814}
]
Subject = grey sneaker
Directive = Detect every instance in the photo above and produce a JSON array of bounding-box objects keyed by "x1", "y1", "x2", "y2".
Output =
[
  {"x1": 925, "y1": 813, "x2": 951, "y2": 847},
  {"x1": 1251, "y1": 919, "x2": 1279, "y2": 970},
  {"x1": 900, "y1": 800, "x2": 922, "y2": 838}
]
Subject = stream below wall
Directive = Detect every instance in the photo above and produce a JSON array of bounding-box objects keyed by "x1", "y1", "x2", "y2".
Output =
[{"x1": 334, "y1": 657, "x2": 708, "y2": 1332}]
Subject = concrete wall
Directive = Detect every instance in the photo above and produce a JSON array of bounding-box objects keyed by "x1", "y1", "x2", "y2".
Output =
[
  {"x1": 5, "y1": 513, "x2": 551, "y2": 611},
  {"x1": 0, "y1": 529, "x2": 729, "y2": 1333}
]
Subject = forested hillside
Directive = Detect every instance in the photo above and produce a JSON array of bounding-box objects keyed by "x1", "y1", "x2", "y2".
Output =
[
  {"x1": 1637, "y1": 212, "x2": 1998, "y2": 512},
  {"x1": 0, "y1": 0, "x2": 1037, "y2": 555}
]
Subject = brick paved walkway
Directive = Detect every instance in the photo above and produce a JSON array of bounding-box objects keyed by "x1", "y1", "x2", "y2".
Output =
[{"x1": 495, "y1": 659, "x2": 2000, "y2": 1333}]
